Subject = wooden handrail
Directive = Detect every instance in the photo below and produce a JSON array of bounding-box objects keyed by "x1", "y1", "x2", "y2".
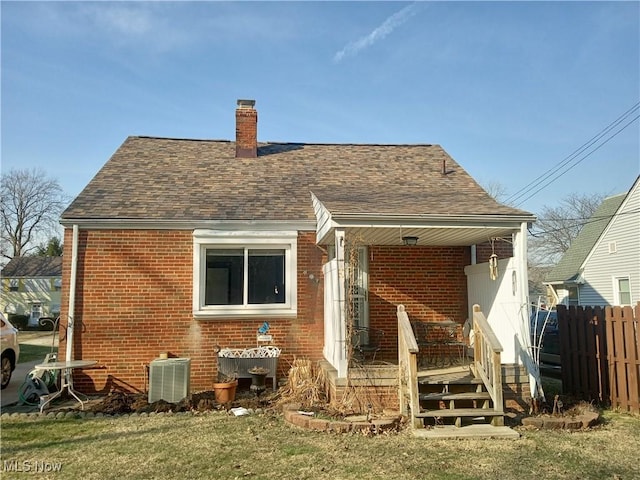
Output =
[
  {"x1": 397, "y1": 305, "x2": 422, "y2": 428},
  {"x1": 472, "y1": 304, "x2": 505, "y2": 426}
]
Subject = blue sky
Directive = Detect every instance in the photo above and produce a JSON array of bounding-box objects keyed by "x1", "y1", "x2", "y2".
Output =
[{"x1": 2, "y1": 1, "x2": 639, "y2": 216}]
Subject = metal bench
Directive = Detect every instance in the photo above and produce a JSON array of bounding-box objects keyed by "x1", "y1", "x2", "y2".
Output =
[{"x1": 351, "y1": 326, "x2": 384, "y2": 363}]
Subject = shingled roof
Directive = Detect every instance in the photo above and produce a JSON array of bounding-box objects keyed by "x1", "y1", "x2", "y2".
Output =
[
  {"x1": 62, "y1": 137, "x2": 532, "y2": 223},
  {"x1": 1, "y1": 256, "x2": 62, "y2": 278}
]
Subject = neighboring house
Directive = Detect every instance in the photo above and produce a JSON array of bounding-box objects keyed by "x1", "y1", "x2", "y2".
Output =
[
  {"x1": 545, "y1": 176, "x2": 640, "y2": 307},
  {"x1": 1, "y1": 256, "x2": 63, "y2": 327},
  {"x1": 59, "y1": 100, "x2": 537, "y2": 411}
]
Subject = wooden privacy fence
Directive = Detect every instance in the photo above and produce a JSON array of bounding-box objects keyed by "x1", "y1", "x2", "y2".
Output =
[{"x1": 558, "y1": 303, "x2": 640, "y2": 413}]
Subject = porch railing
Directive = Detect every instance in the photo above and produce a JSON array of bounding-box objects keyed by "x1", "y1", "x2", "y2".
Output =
[
  {"x1": 397, "y1": 304, "x2": 422, "y2": 428},
  {"x1": 472, "y1": 304, "x2": 504, "y2": 425}
]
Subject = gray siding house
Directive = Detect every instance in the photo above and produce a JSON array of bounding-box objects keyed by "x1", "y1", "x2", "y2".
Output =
[{"x1": 545, "y1": 176, "x2": 639, "y2": 307}]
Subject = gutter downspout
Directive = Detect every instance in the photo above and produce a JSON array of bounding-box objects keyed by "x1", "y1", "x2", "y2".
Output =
[{"x1": 66, "y1": 224, "x2": 79, "y2": 362}]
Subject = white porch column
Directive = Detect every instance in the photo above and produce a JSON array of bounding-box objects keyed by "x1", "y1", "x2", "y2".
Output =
[
  {"x1": 334, "y1": 228, "x2": 348, "y2": 377},
  {"x1": 513, "y1": 221, "x2": 529, "y2": 312},
  {"x1": 513, "y1": 221, "x2": 539, "y2": 398}
]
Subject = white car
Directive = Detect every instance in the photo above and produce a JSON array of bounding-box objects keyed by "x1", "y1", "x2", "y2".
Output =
[{"x1": 1, "y1": 313, "x2": 20, "y2": 389}]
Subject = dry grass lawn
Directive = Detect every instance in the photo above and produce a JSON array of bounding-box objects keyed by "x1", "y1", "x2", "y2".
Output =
[{"x1": 1, "y1": 409, "x2": 639, "y2": 480}]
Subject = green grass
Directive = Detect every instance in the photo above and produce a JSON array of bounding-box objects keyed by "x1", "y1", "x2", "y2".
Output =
[
  {"x1": 18, "y1": 345, "x2": 57, "y2": 364},
  {"x1": 1, "y1": 410, "x2": 639, "y2": 479}
]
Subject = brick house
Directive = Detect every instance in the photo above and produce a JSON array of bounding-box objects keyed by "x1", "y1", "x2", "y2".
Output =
[{"x1": 60, "y1": 100, "x2": 537, "y2": 415}]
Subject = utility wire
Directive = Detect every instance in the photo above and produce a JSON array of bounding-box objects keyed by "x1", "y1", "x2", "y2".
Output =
[
  {"x1": 528, "y1": 208, "x2": 640, "y2": 237},
  {"x1": 514, "y1": 113, "x2": 639, "y2": 207},
  {"x1": 504, "y1": 102, "x2": 640, "y2": 206},
  {"x1": 506, "y1": 101, "x2": 639, "y2": 204}
]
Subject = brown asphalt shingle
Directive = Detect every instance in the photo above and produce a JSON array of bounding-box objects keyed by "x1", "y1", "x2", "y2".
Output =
[{"x1": 62, "y1": 137, "x2": 531, "y2": 221}]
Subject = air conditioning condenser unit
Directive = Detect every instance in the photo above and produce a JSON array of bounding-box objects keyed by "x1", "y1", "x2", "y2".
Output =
[{"x1": 148, "y1": 358, "x2": 191, "y2": 403}]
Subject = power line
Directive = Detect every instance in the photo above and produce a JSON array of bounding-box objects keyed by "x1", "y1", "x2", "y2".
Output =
[
  {"x1": 504, "y1": 102, "x2": 640, "y2": 207},
  {"x1": 528, "y1": 208, "x2": 640, "y2": 237},
  {"x1": 506, "y1": 101, "x2": 639, "y2": 204},
  {"x1": 514, "y1": 113, "x2": 640, "y2": 207}
]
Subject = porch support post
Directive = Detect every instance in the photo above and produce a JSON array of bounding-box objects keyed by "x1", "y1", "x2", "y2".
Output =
[
  {"x1": 513, "y1": 221, "x2": 529, "y2": 309},
  {"x1": 335, "y1": 228, "x2": 348, "y2": 377},
  {"x1": 513, "y1": 221, "x2": 538, "y2": 398}
]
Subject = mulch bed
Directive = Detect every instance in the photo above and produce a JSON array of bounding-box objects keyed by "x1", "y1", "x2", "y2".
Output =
[{"x1": 86, "y1": 389, "x2": 272, "y2": 415}]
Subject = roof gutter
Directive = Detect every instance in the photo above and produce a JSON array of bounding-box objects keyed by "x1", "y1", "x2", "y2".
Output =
[
  {"x1": 59, "y1": 218, "x2": 317, "y2": 231},
  {"x1": 327, "y1": 212, "x2": 536, "y2": 229},
  {"x1": 544, "y1": 279, "x2": 584, "y2": 286}
]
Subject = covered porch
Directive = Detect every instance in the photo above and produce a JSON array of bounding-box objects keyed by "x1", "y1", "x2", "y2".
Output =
[{"x1": 314, "y1": 194, "x2": 537, "y2": 421}]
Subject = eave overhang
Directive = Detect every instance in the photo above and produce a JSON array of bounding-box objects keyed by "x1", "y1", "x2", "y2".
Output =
[
  {"x1": 312, "y1": 192, "x2": 536, "y2": 246},
  {"x1": 59, "y1": 218, "x2": 317, "y2": 232}
]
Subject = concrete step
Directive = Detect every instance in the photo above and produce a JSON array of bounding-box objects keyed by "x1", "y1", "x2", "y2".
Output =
[{"x1": 412, "y1": 424, "x2": 519, "y2": 440}]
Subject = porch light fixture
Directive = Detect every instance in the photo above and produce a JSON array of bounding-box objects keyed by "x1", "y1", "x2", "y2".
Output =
[{"x1": 402, "y1": 236, "x2": 419, "y2": 246}]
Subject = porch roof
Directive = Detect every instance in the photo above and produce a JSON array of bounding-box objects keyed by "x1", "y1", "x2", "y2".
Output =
[{"x1": 312, "y1": 192, "x2": 535, "y2": 246}]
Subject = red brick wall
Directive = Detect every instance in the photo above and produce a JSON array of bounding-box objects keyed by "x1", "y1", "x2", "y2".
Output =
[
  {"x1": 60, "y1": 229, "x2": 325, "y2": 394},
  {"x1": 60, "y1": 228, "x2": 481, "y2": 398},
  {"x1": 367, "y1": 245, "x2": 471, "y2": 361}
]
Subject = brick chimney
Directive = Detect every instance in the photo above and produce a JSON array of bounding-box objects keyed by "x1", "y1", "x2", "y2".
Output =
[{"x1": 235, "y1": 99, "x2": 257, "y2": 158}]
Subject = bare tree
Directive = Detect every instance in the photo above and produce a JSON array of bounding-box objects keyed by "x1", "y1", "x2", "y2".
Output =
[
  {"x1": 528, "y1": 192, "x2": 605, "y2": 266},
  {"x1": 482, "y1": 180, "x2": 510, "y2": 205},
  {"x1": 1, "y1": 168, "x2": 67, "y2": 260}
]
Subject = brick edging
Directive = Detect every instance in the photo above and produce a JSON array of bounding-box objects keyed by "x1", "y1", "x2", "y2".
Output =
[
  {"x1": 281, "y1": 403, "x2": 401, "y2": 434},
  {"x1": 520, "y1": 411, "x2": 600, "y2": 430}
]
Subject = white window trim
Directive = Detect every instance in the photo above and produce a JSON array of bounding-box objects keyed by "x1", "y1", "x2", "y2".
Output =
[
  {"x1": 613, "y1": 276, "x2": 632, "y2": 306},
  {"x1": 193, "y1": 230, "x2": 298, "y2": 318}
]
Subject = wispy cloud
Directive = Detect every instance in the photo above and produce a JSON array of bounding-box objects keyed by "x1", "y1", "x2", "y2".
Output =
[
  {"x1": 333, "y1": 3, "x2": 420, "y2": 63},
  {"x1": 77, "y1": 3, "x2": 189, "y2": 51},
  {"x1": 82, "y1": 4, "x2": 154, "y2": 37},
  {"x1": 25, "y1": 3, "x2": 189, "y2": 52}
]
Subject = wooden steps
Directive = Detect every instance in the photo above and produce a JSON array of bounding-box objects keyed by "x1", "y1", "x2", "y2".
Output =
[
  {"x1": 419, "y1": 391, "x2": 491, "y2": 402},
  {"x1": 417, "y1": 408, "x2": 504, "y2": 419},
  {"x1": 417, "y1": 408, "x2": 505, "y2": 428},
  {"x1": 416, "y1": 365, "x2": 505, "y2": 429},
  {"x1": 418, "y1": 366, "x2": 481, "y2": 385}
]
